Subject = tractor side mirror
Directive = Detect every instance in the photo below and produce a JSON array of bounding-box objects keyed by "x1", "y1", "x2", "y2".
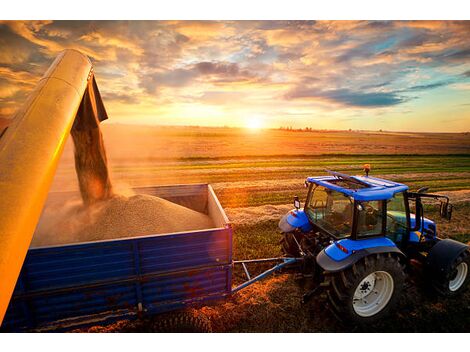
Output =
[
  {"x1": 447, "y1": 204, "x2": 453, "y2": 220},
  {"x1": 440, "y1": 201, "x2": 453, "y2": 221},
  {"x1": 294, "y1": 196, "x2": 301, "y2": 210}
]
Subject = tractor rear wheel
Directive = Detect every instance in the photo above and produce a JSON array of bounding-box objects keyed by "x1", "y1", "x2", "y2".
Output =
[
  {"x1": 324, "y1": 253, "x2": 405, "y2": 324},
  {"x1": 430, "y1": 249, "x2": 470, "y2": 297},
  {"x1": 152, "y1": 310, "x2": 212, "y2": 333}
]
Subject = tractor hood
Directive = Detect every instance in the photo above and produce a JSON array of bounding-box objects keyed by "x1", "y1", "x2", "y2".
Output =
[{"x1": 388, "y1": 211, "x2": 436, "y2": 241}]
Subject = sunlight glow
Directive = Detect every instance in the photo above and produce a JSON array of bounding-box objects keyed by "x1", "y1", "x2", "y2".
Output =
[{"x1": 246, "y1": 116, "x2": 264, "y2": 130}]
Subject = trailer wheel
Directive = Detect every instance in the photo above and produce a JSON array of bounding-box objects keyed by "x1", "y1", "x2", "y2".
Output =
[
  {"x1": 430, "y1": 249, "x2": 470, "y2": 297},
  {"x1": 152, "y1": 310, "x2": 212, "y2": 333},
  {"x1": 324, "y1": 253, "x2": 405, "y2": 324}
]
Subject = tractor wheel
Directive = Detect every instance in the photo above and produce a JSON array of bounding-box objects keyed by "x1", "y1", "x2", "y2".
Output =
[
  {"x1": 152, "y1": 310, "x2": 212, "y2": 333},
  {"x1": 324, "y1": 253, "x2": 405, "y2": 324},
  {"x1": 280, "y1": 232, "x2": 301, "y2": 257},
  {"x1": 430, "y1": 249, "x2": 470, "y2": 297}
]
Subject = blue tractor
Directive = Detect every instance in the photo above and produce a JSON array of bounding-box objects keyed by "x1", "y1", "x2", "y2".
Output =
[{"x1": 279, "y1": 167, "x2": 469, "y2": 323}]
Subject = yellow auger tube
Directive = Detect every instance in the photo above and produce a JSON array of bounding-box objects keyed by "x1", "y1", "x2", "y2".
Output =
[{"x1": 0, "y1": 50, "x2": 92, "y2": 324}]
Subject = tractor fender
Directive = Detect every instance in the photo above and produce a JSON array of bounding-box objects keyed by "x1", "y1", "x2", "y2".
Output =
[
  {"x1": 317, "y1": 239, "x2": 405, "y2": 273},
  {"x1": 278, "y1": 209, "x2": 312, "y2": 233},
  {"x1": 425, "y1": 239, "x2": 469, "y2": 278}
]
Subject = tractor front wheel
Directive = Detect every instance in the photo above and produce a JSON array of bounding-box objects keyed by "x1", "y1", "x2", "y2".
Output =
[
  {"x1": 324, "y1": 253, "x2": 405, "y2": 324},
  {"x1": 430, "y1": 250, "x2": 470, "y2": 297}
]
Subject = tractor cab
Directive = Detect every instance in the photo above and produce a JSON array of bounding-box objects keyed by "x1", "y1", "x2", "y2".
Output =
[
  {"x1": 304, "y1": 171, "x2": 410, "y2": 242},
  {"x1": 279, "y1": 169, "x2": 453, "y2": 247}
]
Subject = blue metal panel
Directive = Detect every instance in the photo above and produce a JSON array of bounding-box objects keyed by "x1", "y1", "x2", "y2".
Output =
[
  {"x1": 285, "y1": 209, "x2": 313, "y2": 232},
  {"x1": 21, "y1": 242, "x2": 136, "y2": 291},
  {"x1": 134, "y1": 184, "x2": 209, "y2": 213},
  {"x1": 325, "y1": 237, "x2": 398, "y2": 261},
  {"x1": 409, "y1": 214, "x2": 436, "y2": 240},
  {"x1": 31, "y1": 284, "x2": 137, "y2": 324},
  {"x1": 138, "y1": 230, "x2": 231, "y2": 274},
  {"x1": 2, "y1": 302, "x2": 27, "y2": 329},
  {"x1": 142, "y1": 266, "x2": 231, "y2": 314}
]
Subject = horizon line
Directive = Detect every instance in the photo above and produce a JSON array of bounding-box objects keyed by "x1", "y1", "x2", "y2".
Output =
[{"x1": 104, "y1": 121, "x2": 470, "y2": 135}]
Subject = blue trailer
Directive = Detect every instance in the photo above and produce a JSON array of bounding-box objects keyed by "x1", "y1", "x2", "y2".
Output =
[
  {"x1": 1, "y1": 183, "x2": 298, "y2": 332},
  {"x1": 1, "y1": 184, "x2": 235, "y2": 332}
]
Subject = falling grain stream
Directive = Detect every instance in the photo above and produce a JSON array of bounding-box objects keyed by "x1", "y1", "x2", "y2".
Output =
[{"x1": 31, "y1": 75, "x2": 213, "y2": 247}]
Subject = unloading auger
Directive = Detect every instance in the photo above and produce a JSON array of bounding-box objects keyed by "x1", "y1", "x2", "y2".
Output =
[{"x1": 0, "y1": 49, "x2": 110, "y2": 324}]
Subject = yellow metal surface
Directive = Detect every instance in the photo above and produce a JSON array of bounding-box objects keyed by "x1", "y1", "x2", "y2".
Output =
[{"x1": 0, "y1": 49, "x2": 92, "y2": 324}]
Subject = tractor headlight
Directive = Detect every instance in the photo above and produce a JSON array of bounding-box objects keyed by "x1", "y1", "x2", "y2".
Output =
[{"x1": 279, "y1": 213, "x2": 296, "y2": 233}]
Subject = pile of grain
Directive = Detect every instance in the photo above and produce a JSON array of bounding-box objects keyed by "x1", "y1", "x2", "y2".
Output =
[
  {"x1": 31, "y1": 194, "x2": 214, "y2": 247},
  {"x1": 31, "y1": 87, "x2": 217, "y2": 247}
]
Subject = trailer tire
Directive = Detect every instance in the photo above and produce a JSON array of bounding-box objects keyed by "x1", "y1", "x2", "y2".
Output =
[
  {"x1": 152, "y1": 310, "x2": 212, "y2": 333},
  {"x1": 323, "y1": 253, "x2": 405, "y2": 324},
  {"x1": 429, "y1": 249, "x2": 470, "y2": 297}
]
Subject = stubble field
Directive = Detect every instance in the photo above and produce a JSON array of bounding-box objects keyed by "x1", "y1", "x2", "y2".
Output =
[{"x1": 49, "y1": 125, "x2": 470, "y2": 332}]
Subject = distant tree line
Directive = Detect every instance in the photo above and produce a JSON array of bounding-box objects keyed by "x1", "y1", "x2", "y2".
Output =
[
  {"x1": 277, "y1": 126, "x2": 351, "y2": 132},
  {"x1": 278, "y1": 126, "x2": 315, "y2": 132},
  {"x1": 277, "y1": 127, "x2": 395, "y2": 133}
]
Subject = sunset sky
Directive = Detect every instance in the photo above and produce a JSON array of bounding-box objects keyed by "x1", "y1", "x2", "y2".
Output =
[{"x1": 0, "y1": 20, "x2": 469, "y2": 132}]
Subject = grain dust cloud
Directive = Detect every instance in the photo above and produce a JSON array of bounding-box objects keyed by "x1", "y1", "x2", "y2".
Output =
[{"x1": 31, "y1": 76, "x2": 213, "y2": 247}]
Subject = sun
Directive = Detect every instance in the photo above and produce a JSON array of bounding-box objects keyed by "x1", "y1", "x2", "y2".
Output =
[{"x1": 245, "y1": 116, "x2": 264, "y2": 130}]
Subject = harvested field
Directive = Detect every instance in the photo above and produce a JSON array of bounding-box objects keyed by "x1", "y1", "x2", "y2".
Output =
[
  {"x1": 67, "y1": 125, "x2": 470, "y2": 162},
  {"x1": 48, "y1": 125, "x2": 469, "y2": 332},
  {"x1": 225, "y1": 204, "x2": 294, "y2": 225}
]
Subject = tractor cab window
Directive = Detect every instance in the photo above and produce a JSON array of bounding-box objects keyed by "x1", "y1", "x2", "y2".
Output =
[
  {"x1": 386, "y1": 192, "x2": 408, "y2": 242},
  {"x1": 305, "y1": 185, "x2": 354, "y2": 238},
  {"x1": 356, "y1": 201, "x2": 384, "y2": 237}
]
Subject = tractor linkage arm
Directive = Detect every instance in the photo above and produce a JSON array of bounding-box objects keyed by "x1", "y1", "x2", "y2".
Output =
[
  {"x1": 232, "y1": 252, "x2": 317, "y2": 303},
  {"x1": 231, "y1": 257, "x2": 301, "y2": 293}
]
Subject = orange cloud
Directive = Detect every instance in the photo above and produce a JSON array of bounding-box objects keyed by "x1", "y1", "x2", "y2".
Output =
[{"x1": 0, "y1": 20, "x2": 469, "y2": 131}]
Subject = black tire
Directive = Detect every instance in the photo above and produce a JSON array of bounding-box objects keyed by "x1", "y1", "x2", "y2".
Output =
[
  {"x1": 323, "y1": 253, "x2": 405, "y2": 324},
  {"x1": 430, "y1": 249, "x2": 470, "y2": 297},
  {"x1": 152, "y1": 310, "x2": 212, "y2": 333},
  {"x1": 280, "y1": 232, "x2": 301, "y2": 257}
]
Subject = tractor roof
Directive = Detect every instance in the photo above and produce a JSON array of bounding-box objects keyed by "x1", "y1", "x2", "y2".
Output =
[{"x1": 306, "y1": 171, "x2": 408, "y2": 202}]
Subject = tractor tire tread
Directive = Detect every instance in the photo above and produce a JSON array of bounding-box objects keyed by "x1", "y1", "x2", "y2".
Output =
[
  {"x1": 430, "y1": 249, "x2": 470, "y2": 297},
  {"x1": 322, "y1": 253, "x2": 405, "y2": 324}
]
